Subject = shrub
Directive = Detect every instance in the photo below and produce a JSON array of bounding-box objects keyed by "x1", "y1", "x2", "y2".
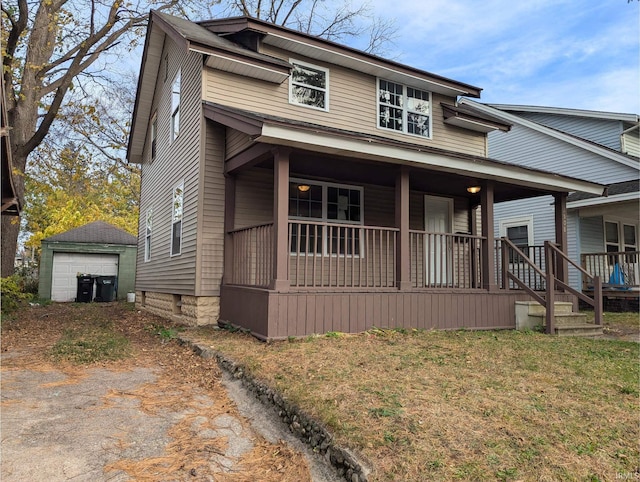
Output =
[{"x1": 1, "y1": 275, "x2": 33, "y2": 314}]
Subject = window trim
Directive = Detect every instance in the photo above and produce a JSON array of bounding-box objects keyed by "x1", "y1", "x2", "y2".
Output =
[
  {"x1": 144, "y1": 208, "x2": 152, "y2": 262},
  {"x1": 170, "y1": 181, "x2": 184, "y2": 257},
  {"x1": 150, "y1": 113, "x2": 157, "y2": 161},
  {"x1": 377, "y1": 78, "x2": 432, "y2": 139},
  {"x1": 604, "y1": 218, "x2": 638, "y2": 253},
  {"x1": 289, "y1": 177, "x2": 364, "y2": 257},
  {"x1": 500, "y1": 215, "x2": 534, "y2": 262},
  {"x1": 288, "y1": 59, "x2": 330, "y2": 112},
  {"x1": 171, "y1": 69, "x2": 181, "y2": 142}
]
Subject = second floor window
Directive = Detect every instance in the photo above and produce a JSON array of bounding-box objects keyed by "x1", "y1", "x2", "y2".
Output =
[
  {"x1": 378, "y1": 79, "x2": 431, "y2": 138},
  {"x1": 171, "y1": 182, "x2": 184, "y2": 256},
  {"x1": 289, "y1": 61, "x2": 328, "y2": 111},
  {"x1": 171, "y1": 69, "x2": 181, "y2": 141}
]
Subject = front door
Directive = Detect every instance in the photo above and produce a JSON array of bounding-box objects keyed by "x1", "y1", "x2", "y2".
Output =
[{"x1": 424, "y1": 195, "x2": 453, "y2": 286}]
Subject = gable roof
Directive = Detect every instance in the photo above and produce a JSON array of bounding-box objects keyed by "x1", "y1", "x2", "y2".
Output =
[
  {"x1": 567, "y1": 179, "x2": 639, "y2": 208},
  {"x1": 459, "y1": 99, "x2": 640, "y2": 171},
  {"x1": 43, "y1": 221, "x2": 137, "y2": 245},
  {"x1": 486, "y1": 104, "x2": 639, "y2": 123},
  {"x1": 128, "y1": 11, "x2": 484, "y2": 164}
]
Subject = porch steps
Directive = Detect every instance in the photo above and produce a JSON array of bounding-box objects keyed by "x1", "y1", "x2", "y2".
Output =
[{"x1": 515, "y1": 301, "x2": 603, "y2": 337}]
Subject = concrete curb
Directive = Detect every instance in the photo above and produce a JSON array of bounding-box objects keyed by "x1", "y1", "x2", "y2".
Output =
[{"x1": 178, "y1": 335, "x2": 370, "y2": 482}]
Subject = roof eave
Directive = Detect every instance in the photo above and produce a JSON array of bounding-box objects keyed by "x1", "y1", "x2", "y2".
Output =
[{"x1": 200, "y1": 16, "x2": 482, "y2": 98}]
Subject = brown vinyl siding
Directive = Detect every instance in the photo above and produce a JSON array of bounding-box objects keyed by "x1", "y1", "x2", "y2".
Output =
[
  {"x1": 234, "y1": 168, "x2": 274, "y2": 228},
  {"x1": 196, "y1": 121, "x2": 226, "y2": 295},
  {"x1": 226, "y1": 128, "x2": 253, "y2": 158},
  {"x1": 136, "y1": 40, "x2": 203, "y2": 295},
  {"x1": 203, "y1": 47, "x2": 486, "y2": 157}
]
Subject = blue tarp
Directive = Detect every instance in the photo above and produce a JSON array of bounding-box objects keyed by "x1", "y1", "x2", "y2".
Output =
[{"x1": 608, "y1": 263, "x2": 629, "y2": 289}]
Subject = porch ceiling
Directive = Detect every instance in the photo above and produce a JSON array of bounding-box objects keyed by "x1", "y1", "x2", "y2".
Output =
[{"x1": 204, "y1": 102, "x2": 605, "y2": 200}]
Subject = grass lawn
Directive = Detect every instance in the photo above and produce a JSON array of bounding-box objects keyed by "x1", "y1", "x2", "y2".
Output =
[{"x1": 191, "y1": 314, "x2": 639, "y2": 481}]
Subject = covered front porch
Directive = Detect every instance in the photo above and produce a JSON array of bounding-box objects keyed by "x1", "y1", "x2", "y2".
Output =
[{"x1": 206, "y1": 104, "x2": 604, "y2": 339}]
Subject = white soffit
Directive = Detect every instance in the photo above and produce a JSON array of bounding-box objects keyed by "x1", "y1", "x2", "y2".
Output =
[
  {"x1": 444, "y1": 116, "x2": 500, "y2": 133},
  {"x1": 263, "y1": 34, "x2": 471, "y2": 98},
  {"x1": 203, "y1": 52, "x2": 289, "y2": 83},
  {"x1": 256, "y1": 124, "x2": 604, "y2": 195},
  {"x1": 568, "y1": 191, "x2": 639, "y2": 209}
]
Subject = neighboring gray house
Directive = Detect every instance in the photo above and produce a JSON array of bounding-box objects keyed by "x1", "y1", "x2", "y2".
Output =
[
  {"x1": 461, "y1": 100, "x2": 639, "y2": 305},
  {"x1": 38, "y1": 221, "x2": 137, "y2": 302}
]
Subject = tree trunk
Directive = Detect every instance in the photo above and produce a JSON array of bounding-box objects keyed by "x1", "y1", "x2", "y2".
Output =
[
  {"x1": 1, "y1": 215, "x2": 20, "y2": 277},
  {"x1": 1, "y1": 151, "x2": 26, "y2": 277}
]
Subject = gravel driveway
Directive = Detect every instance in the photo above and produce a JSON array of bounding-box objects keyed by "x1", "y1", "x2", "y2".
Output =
[{"x1": 1, "y1": 303, "x2": 337, "y2": 481}]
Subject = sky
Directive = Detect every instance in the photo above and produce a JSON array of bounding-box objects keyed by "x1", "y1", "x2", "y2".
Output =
[{"x1": 360, "y1": 0, "x2": 639, "y2": 113}]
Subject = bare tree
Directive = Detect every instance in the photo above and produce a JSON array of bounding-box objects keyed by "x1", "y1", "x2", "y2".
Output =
[
  {"x1": 1, "y1": 0, "x2": 395, "y2": 276},
  {"x1": 0, "y1": 0, "x2": 165, "y2": 276},
  {"x1": 217, "y1": 0, "x2": 397, "y2": 54}
]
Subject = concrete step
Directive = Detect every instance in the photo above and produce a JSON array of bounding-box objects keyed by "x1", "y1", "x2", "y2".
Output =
[
  {"x1": 553, "y1": 324, "x2": 604, "y2": 337},
  {"x1": 517, "y1": 301, "x2": 574, "y2": 317},
  {"x1": 531, "y1": 312, "x2": 588, "y2": 327}
]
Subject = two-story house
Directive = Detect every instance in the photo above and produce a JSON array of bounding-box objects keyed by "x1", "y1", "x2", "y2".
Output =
[
  {"x1": 127, "y1": 11, "x2": 604, "y2": 339},
  {"x1": 460, "y1": 101, "x2": 639, "y2": 310}
]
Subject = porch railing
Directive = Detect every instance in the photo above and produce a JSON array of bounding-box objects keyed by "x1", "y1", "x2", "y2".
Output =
[
  {"x1": 500, "y1": 238, "x2": 602, "y2": 333},
  {"x1": 496, "y1": 242, "x2": 546, "y2": 290},
  {"x1": 410, "y1": 231, "x2": 484, "y2": 288},
  {"x1": 227, "y1": 223, "x2": 273, "y2": 287},
  {"x1": 581, "y1": 251, "x2": 639, "y2": 291},
  {"x1": 288, "y1": 221, "x2": 397, "y2": 288}
]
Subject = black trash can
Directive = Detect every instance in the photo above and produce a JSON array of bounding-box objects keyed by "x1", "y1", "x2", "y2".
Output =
[
  {"x1": 76, "y1": 275, "x2": 94, "y2": 303},
  {"x1": 95, "y1": 276, "x2": 117, "y2": 302}
]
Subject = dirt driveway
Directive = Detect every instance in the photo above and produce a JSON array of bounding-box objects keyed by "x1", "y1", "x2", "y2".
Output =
[{"x1": 1, "y1": 303, "x2": 335, "y2": 481}]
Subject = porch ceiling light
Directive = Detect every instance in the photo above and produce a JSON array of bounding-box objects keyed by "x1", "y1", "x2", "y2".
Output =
[
  {"x1": 467, "y1": 186, "x2": 481, "y2": 194},
  {"x1": 298, "y1": 184, "x2": 311, "y2": 192}
]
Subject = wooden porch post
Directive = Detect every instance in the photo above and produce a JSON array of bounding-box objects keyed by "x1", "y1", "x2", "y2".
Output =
[
  {"x1": 553, "y1": 192, "x2": 569, "y2": 287},
  {"x1": 481, "y1": 180, "x2": 498, "y2": 291},
  {"x1": 271, "y1": 147, "x2": 291, "y2": 291},
  {"x1": 396, "y1": 166, "x2": 411, "y2": 289},
  {"x1": 222, "y1": 174, "x2": 236, "y2": 285}
]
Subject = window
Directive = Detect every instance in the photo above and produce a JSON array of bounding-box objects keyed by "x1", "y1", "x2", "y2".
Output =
[
  {"x1": 150, "y1": 114, "x2": 157, "y2": 161},
  {"x1": 171, "y1": 182, "x2": 184, "y2": 256},
  {"x1": 289, "y1": 179, "x2": 363, "y2": 256},
  {"x1": 378, "y1": 79, "x2": 431, "y2": 138},
  {"x1": 500, "y1": 216, "x2": 534, "y2": 263},
  {"x1": 171, "y1": 69, "x2": 181, "y2": 141},
  {"x1": 144, "y1": 208, "x2": 152, "y2": 261},
  {"x1": 605, "y1": 220, "x2": 637, "y2": 261},
  {"x1": 289, "y1": 61, "x2": 328, "y2": 111}
]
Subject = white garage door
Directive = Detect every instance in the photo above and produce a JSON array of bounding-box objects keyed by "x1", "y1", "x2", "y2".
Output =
[{"x1": 51, "y1": 253, "x2": 119, "y2": 302}]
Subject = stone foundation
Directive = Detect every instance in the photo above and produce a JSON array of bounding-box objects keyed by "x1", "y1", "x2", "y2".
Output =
[{"x1": 135, "y1": 291, "x2": 220, "y2": 326}]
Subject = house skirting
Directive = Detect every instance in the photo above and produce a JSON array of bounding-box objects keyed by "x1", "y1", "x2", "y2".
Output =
[
  {"x1": 220, "y1": 285, "x2": 576, "y2": 340},
  {"x1": 136, "y1": 291, "x2": 220, "y2": 326}
]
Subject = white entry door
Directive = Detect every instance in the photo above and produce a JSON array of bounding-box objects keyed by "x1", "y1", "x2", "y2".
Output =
[
  {"x1": 424, "y1": 195, "x2": 453, "y2": 286},
  {"x1": 51, "y1": 253, "x2": 119, "y2": 302}
]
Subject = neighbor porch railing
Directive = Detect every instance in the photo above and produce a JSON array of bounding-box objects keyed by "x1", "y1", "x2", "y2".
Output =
[
  {"x1": 410, "y1": 231, "x2": 485, "y2": 288},
  {"x1": 581, "y1": 251, "x2": 639, "y2": 291}
]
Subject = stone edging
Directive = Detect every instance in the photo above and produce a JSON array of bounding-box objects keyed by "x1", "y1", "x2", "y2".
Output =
[{"x1": 178, "y1": 335, "x2": 369, "y2": 482}]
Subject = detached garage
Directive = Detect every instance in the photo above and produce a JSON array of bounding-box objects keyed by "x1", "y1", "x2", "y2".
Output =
[{"x1": 38, "y1": 221, "x2": 137, "y2": 302}]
